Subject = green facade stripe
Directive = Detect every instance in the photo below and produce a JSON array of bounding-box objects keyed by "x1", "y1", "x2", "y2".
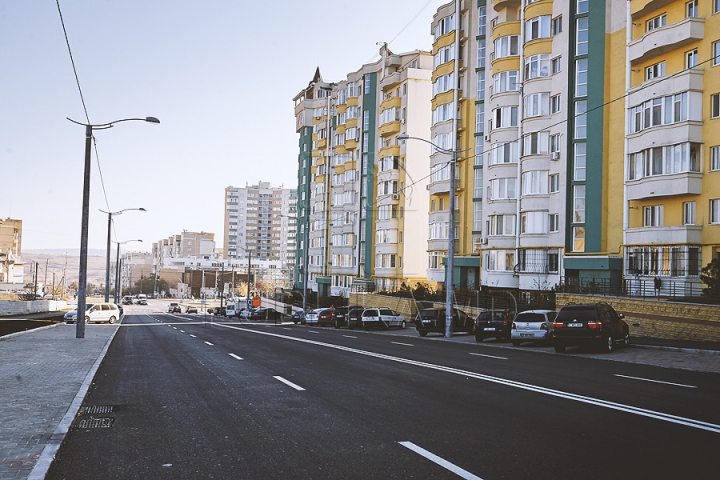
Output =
[{"x1": 362, "y1": 72, "x2": 377, "y2": 279}]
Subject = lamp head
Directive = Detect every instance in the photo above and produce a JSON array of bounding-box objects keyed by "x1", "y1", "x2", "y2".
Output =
[
  {"x1": 397, "y1": 134, "x2": 409, "y2": 140},
  {"x1": 145, "y1": 117, "x2": 160, "y2": 124}
]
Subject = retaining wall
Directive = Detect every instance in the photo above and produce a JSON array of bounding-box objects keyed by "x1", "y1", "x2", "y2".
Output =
[{"x1": 0, "y1": 300, "x2": 68, "y2": 316}]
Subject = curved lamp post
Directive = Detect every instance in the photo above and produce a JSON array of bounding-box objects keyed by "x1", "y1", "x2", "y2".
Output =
[
  {"x1": 398, "y1": 133, "x2": 457, "y2": 338},
  {"x1": 112, "y1": 239, "x2": 143, "y2": 304},
  {"x1": 101, "y1": 208, "x2": 145, "y2": 302},
  {"x1": 68, "y1": 116, "x2": 159, "y2": 339}
]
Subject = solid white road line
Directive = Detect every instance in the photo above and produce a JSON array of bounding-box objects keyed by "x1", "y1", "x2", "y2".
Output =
[
  {"x1": 215, "y1": 323, "x2": 720, "y2": 435},
  {"x1": 398, "y1": 441, "x2": 482, "y2": 480},
  {"x1": 613, "y1": 374, "x2": 697, "y2": 389},
  {"x1": 392, "y1": 342, "x2": 414, "y2": 347},
  {"x1": 229, "y1": 353, "x2": 243, "y2": 361},
  {"x1": 469, "y1": 352, "x2": 508, "y2": 360},
  {"x1": 273, "y1": 376, "x2": 305, "y2": 391},
  {"x1": 204, "y1": 341, "x2": 214, "y2": 346}
]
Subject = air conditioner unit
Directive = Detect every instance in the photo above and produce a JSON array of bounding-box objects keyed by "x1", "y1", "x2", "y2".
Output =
[
  {"x1": 480, "y1": 237, "x2": 488, "y2": 245},
  {"x1": 551, "y1": 151, "x2": 560, "y2": 160},
  {"x1": 426, "y1": 184, "x2": 431, "y2": 190},
  {"x1": 392, "y1": 194, "x2": 400, "y2": 200}
]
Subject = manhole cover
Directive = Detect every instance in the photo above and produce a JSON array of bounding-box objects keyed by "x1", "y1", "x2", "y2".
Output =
[
  {"x1": 81, "y1": 405, "x2": 114, "y2": 415},
  {"x1": 77, "y1": 417, "x2": 114, "y2": 429}
]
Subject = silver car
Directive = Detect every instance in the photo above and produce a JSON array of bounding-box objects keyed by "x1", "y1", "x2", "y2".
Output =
[
  {"x1": 511, "y1": 310, "x2": 556, "y2": 346},
  {"x1": 361, "y1": 308, "x2": 406, "y2": 330},
  {"x1": 304, "y1": 308, "x2": 324, "y2": 325}
]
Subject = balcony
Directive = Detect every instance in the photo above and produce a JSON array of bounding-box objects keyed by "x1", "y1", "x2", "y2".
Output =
[
  {"x1": 493, "y1": 0, "x2": 521, "y2": 13},
  {"x1": 627, "y1": 172, "x2": 702, "y2": 200},
  {"x1": 379, "y1": 121, "x2": 401, "y2": 137},
  {"x1": 629, "y1": 17, "x2": 704, "y2": 66},
  {"x1": 626, "y1": 225, "x2": 703, "y2": 245}
]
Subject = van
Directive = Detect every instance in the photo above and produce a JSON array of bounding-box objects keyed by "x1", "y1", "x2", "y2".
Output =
[
  {"x1": 67, "y1": 303, "x2": 120, "y2": 324},
  {"x1": 136, "y1": 294, "x2": 148, "y2": 305},
  {"x1": 225, "y1": 303, "x2": 237, "y2": 317}
]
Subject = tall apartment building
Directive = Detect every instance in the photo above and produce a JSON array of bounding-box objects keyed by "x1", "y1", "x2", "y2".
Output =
[
  {"x1": 0, "y1": 218, "x2": 23, "y2": 284},
  {"x1": 223, "y1": 183, "x2": 297, "y2": 266},
  {"x1": 293, "y1": 49, "x2": 432, "y2": 298}
]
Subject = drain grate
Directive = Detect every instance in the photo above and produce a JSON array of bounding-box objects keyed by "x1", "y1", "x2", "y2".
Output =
[
  {"x1": 77, "y1": 417, "x2": 114, "y2": 429},
  {"x1": 81, "y1": 405, "x2": 114, "y2": 415}
]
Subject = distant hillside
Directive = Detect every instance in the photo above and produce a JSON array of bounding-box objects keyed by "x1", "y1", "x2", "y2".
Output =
[{"x1": 20, "y1": 251, "x2": 112, "y2": 288}]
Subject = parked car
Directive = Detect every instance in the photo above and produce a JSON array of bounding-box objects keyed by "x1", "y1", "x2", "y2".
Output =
[
  {"x1": 248, "y1": 307, "x2": 285, "y2": 321},
  {"x1": 212, "y1": 306, "x2": 227, "y2": 316},
  {"x1": 415, "y1": 307, "x2": 474, "y2": 337},
  {"x1": 304, "y1": 308, "x2": 323, "y2": 326},
  {"x1": 239, "y1": 308, "x2": 255, "y2": 319},
  {"x1": 333, "y1": 306, "x2": 364, "y2": 328},
  {"x1": 361, "y1": 308, "x2": 406, "y2": 330},
  {"x1": 168, "y1": 302, "x2": 182, "y2": 313},
  {"x1": 510, "y1": 310, "x2": 557, "y2": 346},
  {"x1": 64, "y1": 303, "x2": 95, "y2": 324},
  {"x1": 291, "y1": 309, "x2": 306, "y2": 324},
  {"x1": 122, "y1": 296, "x2": 134, "y2": 305},
  {"x1": 475, "y1": 309, "x2": 514, "y2": 342},
  {"x1": 552, "y1": 303, "x2": 629, "y2": 353},
  {"x1": 66, "y1": 303, "x2": 120, "y2": 324},
  {"x1": 116, "y1": 303, "x2": 124, "y2": 317},
  {"x1": 185, "y1": 305, "x2": 198, "y2": 314},
  {"x1": 225, "y1": 303, "x2": 237, "y2": 317}
]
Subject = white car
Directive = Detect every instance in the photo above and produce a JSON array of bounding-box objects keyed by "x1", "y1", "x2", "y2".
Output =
[
  {"x1": 360, "y1": 308, "x2": 406, "y2": 330},
  {"x1": 66, "y1": 303, "x2": 120, "y2": 324}
]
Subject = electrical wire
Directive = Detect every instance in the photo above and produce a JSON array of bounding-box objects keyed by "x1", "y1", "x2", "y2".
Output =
[{"x1": 366, "y1": 0, "x2": 439, "y2": 64}]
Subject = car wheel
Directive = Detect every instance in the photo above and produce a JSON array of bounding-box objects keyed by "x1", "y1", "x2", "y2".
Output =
[
  {"x1": 602, "y1": 334, "x2": 614, "y2": 353},
  {"x1": 622, "y1": 326, "x2": 630, "y2": 347},
  {"x1": 511, "y1": 340, "x2": 521, "y2": 347},
  {"x1": 554, "y1": 344, "x2": 566, "y2": 353},
  {"x1": 419, "y1": 330, "x2": 427, "y2": 337},
  {"x1": 474, "y1": 333, "x2": 484, "y2": 342},
  {"x1": 400, "y1": 320, "x2": 406, "y2": 329},
  {"x1": 108, "y1": 316, "x2": 116, "y2": 324}
]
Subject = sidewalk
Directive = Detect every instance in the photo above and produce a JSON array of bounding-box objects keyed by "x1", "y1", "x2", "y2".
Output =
[{"x1": 0, "y1": 322, "x2": 119, "y2": 480}]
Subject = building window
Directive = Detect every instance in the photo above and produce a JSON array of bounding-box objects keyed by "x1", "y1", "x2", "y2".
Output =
[
  {"x1": 551, "y1": 94, "x2": 562, "y2": 114},
  {"x1": 715, "y1": 0, "x2": 720, "y2": 14},
  {"x1": 573, "y1": 226, "x2": 585, "y2": 252},
  {"x1": 525, "y1": 54, "x2": 550, "y2": 79},
  {"x1": 549, "y1": 214, "x2": 560, "y2": 232},
  {"x1": 434, "y1": 14, "x2": 455, "y2": 40},
  {"x1": 686, "y1": 49, "x2": 698, "y2": 69},
  {"x1": 712, "y1": 94, "x2": 720, "y2": 119},
  {"x1": 477, "y1": 70, "x2": 485, "y2": 101},
  {"x1": 576, "y1": 17, "x2": 588, "y2": 55},
  {"x1": 711, "y1": 199, "x2": 720, "y2": 224},
  {"x1": 574, "y1": 185, "x2": 585, "y2": 223},
  {"x1": 628, "y1": 91, "x2": 689, "y2": 134},
  {"x1": 628, "y1": 143, "x2": 700, "y2": 180},
  {"x1": 647, "y1": 14, "x2": 666, "y2": 32},
  {"x1": 494, "y1": 36, "x2": 519, "y2": 58},
  {"x1": 552, "y1": 56, "x2": 562, "y2": 74},
  {"x1": 549, "y1": 174, "x2": 560, "y2": 193},
  {"x1": 477, "y1": 39, "x2": 486, "y2": 69},
  {"x1": 714, "y1": 41, "x2": 720, "y2": 66},
  {"x1": 687, "y1": 0, "x2": 698, "y2": 17},
  {"x1": 643, "y1": 205, "x2": 664, "y2": 227},
  {"x1": 683, "y1": 202, "x2": 696, "y2": 225},
  {"x1": 575, "y1": 101, "x2": 587, "y2": 138},
  {"x1": 525, "y1": 16, "x2": 551, "y2": 42},
  {"x1": 550, "y1": 134, "x2": 561, "y2": 154},
  {"x1": 489, "y1": 215, "x2": 517, "y2": 236},
  {"x1": 523, "y1": 132, "x2": 549, "y2": 155},
  {"x1": 711, "y1": 146, "x2": 720, "y2": 171},
  {"x1": 434, "y1": 44, "x2": 456, "y2": 68},
  {"x1": 574, "y1": 143, "x2": 586, "y2": 181},
  {"x1": 646, "y1": 61, "x2": 665, "y2": 80},
  {"x1": 476, "y1": 103, "x2": 485, "y2": 134},
  {"x1": 524, "y1": 92, "x2": 550, "y2": 117},
  {"x1": 577, "y1": 0, "x2": 589, "y2": 14},
  {"x1": 493, "y1": 70, "x2": 519, "y2": 93},
  {"x1": 488, "y1": 140, "x2": 519, "y2": 165},
  {"x1": 552, "y1": 16, "x2": 562, "y2": 35},
  {"x1": 492, "y1": 106, "x2": 518, "y2": 129},
  {"x1": 576, "y1": 59, "x2": 588, "y2": 97},
  {"x1": 521, "y1": 212, "x2": 548, "y2": 234},
  {"x1": 522, "y1": 170, "x2": 549, "y2": 196},
  {"x1": 478, "y1": 6, "x2": 487, "y2": 36},
  {"x1": 489, "y1": 178, "x2": 517, "y2": 200}
]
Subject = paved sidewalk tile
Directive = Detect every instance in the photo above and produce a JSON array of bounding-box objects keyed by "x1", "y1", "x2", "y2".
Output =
[{"x1": 0, "y1": 323, "x2": 118, "y2": 480}]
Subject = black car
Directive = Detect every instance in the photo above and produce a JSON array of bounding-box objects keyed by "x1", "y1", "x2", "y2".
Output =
[
  {"x1": 332, "y1": 306, "x2": 363, "y2": 328},
  {"x1": 249, "y1": 307, "x2": 285, "y2": 321},
  {"x1": 415, "y1": 308, "x2": 474, "y2": 337},
  {"x1": 552, "y1": 303, "x2": 629, "y2": 353},
  {"x1": 291, "y1": 309, "x2": 306, "y2": 324},
  {"x1": 475, "y1": 309, "x2": 513, "y2": 342}
]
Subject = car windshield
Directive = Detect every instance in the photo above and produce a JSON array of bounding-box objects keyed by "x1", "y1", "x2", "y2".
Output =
[
  {"x1": 362, "y1": 310, "x2": 378, "y2": 317},
  {"x1": 479, "y1": 311, "x2": 506, "y2": 321},
  {"x1": 419, "y1": 310, "x2": 441, "y2": 319}
]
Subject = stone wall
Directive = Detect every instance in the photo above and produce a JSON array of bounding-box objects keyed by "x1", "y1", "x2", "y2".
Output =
[{"x1": 556, "y1": 294, "x2": 720, "y2": 342}]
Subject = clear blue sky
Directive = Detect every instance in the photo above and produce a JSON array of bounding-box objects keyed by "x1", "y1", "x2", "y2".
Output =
[{"x1": 0, "y1": 0, "x2": 443, "y2": 253}]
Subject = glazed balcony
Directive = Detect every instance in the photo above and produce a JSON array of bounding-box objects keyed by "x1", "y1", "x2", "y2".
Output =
[{"x1": 629, "y1": 17, "x2": 704, "y2": 66}]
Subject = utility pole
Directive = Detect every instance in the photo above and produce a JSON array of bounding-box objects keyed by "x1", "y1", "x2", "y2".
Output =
[
  {"x1": 34, "y1": 262, "x2": 38, "y2": 297},
  {"x1": 44, "y1": 259, "x2": 49, "y2": 296}
]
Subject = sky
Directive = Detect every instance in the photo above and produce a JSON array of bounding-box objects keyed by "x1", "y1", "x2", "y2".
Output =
[{"x1": 0, "y1": 0, "x2": 446, "y2": 254}]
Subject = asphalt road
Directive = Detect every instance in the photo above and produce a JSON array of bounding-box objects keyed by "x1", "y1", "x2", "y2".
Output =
[{"x1": 46, "y1": 304, "x2": 720, "y2": 479}]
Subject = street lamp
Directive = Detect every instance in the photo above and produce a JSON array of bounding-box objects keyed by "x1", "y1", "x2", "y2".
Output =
[
  {"x1": 101, "y1": 208, "x2": 146, "y2": 302},
  {"x1": 398, "y1": 133, "x2": 457, "y2": 338},
  {"x1": 68, "y1": 116, "x2": 159, "y2": 339},
  {"x1": 113, "y1": 239, "x2": 143, "y2": 303}
]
